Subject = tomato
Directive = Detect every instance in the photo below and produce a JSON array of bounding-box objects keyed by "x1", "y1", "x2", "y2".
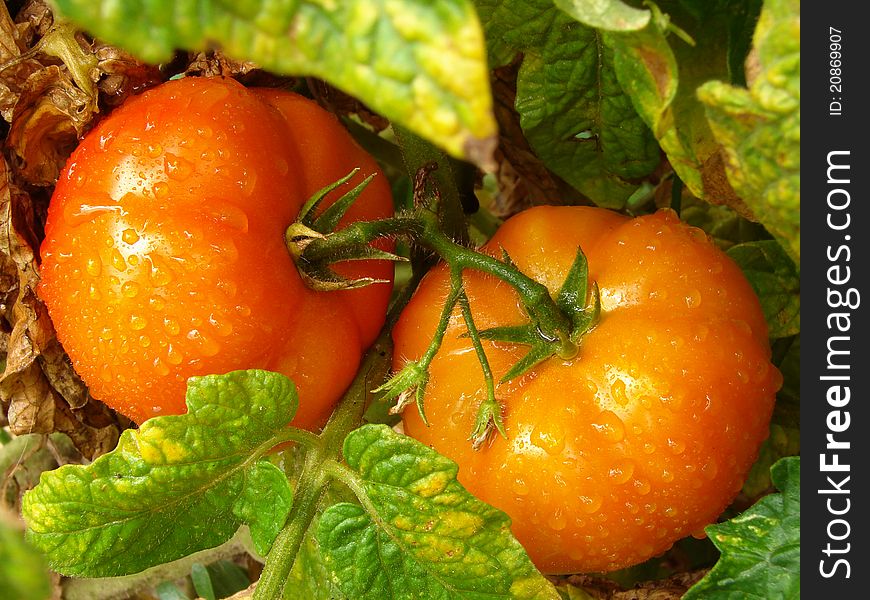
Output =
[
  {"x1": 39, "y1": 76, "x2": 394, "y2": 428},
  {"x1": 395, "y1": 206, "x2": 780, "y2": 574}
]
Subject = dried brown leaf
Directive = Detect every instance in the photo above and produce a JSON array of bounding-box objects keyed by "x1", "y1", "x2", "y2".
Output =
[
  {"x1": 0, "y1": 2, "x2": 45, "y2": 121},
  {"x1": 308, "y1": 78, "x2": 390, "y2": 132},
  {"x1": 185, "y1": 50, "x2": 258, "y2": 79},
  {"x1": 6, "y1": 64, "x2": 97, "y2": 186},
  {"x1": 95, "y1": 42, "x2": 163, "y2": 107},
  {"x1": 0, "y1": 157, "x2": 123, "y2": 459},
  {"x1": 554, "y1": 570, "x2": 708, "y2": 599},
  {"x1": 700, "y1": 147, "x2": 756, "y2": 220}
]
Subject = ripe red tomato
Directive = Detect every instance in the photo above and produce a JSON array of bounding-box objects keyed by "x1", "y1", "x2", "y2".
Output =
[
  {"x1": 395, "y1": 206, "x2": 780, "y2": 574},
  {"x1": 39, "y1": 76, "x2": 394, "y2": 428}
]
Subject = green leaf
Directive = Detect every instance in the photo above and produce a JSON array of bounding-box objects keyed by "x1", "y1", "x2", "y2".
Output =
[
  {"x1": 231, "y1": 461, "x2": 294, "y2": 556},
  {"x1": 604, "y1": 1, "x2": 763, "y2": 202},
  {"x1": 22, "y1": 370, "x2": 297, "y2": 577},
  {"x1": 205, "y1": 560, "x2": 252, "y2": 599},
  {"x1": 476, "y1": 0, "x2": 659, "y2": 207},
  {"x1": 0, "y1": 517, "x2": 52, "y2": 600},
  {"x1": 698, "y1": 0, "x2": 800, "y2": 262},
  {"x1": 317, "y1": 424, "x2": 559, "y2": 600},
  {"x1": 727, "y1": 241, "x2": 799, "y2": 339},
  {"x1": 685, "y1": 456, "x2": 800, "y2": 599},
  {"x1": 50, "y1": 0, "x2": 497, "y2": 167},
  {"x1": 191, "y1": 563, "x2": 217, "y2": 600},
  {"x1": 553, "y1": 0, "x2": 650, "y2": 31},
  {"x1": 284, "y1": 519, "x2": 348, "y2": 600}
]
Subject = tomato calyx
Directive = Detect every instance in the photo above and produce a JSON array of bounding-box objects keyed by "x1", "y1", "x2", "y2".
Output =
[
  {"x1": 287, "y1": 171, "x2": 604, "y2": 448},
  {"x1": 477, "y1": 246, "x2": 600, "y2": 381},
  {"x1": 285, "y1": 168, "x2": 405, "y2": 291}
]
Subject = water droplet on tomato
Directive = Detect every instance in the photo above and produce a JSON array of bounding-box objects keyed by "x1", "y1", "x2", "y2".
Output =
[
  {"x1": 122, "y1": 228, "x2": 140, "y2": 245},
  {"x1": 642, "y1": 442, "x2": 656, "y2": 454},
  {"x1": 207, "y1": 202, "x2": 249, "y2": 233},
  {"x1": 511, "y1": 477, "x2": 529, "y2": 496},
  {"x1": 661, "y1": 469, "x2": 674, "y2": 483},
  {"x1": 188, "y1": 329, "x2": 221, "y2": 357},
  {"x1": 579, "y1": 495, "x2": 603, "y2": 514},
  {"x1": 149, "y1": 296, "x2": 165, "y2": 311},
  {"x1": 86, "y1": 256, "x2": 102, "y2": 276},
  {"x1": 164, "y1": 317, "x2": 180, "y2": 336},
  {"x1": 153, "y1": 357, "x2": 170, "y2": 376},
  {"x1": 236, "y1": 304, "x2": 251, "y2": 317},
  {"x1": 664, "y1": 506, "x2": 677, "y2": 518},
  {"x1": 633, "y1": 478, "x2": 651, "y2": 496},
  {"x1": 148, "y1": 257, "x2": 174, "y2": 286},
  {"x1": 667, "y1": 438, "x2": 686, "y2": 455},
  {"x1": 89, "y1": 284, "x2": 101, "y2": 300},
  {"x1": 139, "y1": 335, "x2": 151, "y2": 348},
  {"x1": 147, "y1": 143, "x2": 163, "y2": 158},
  {"x1": 685, "y1": 289, "x2": 702, "y2": 308},
  {"x1": 608, "y1": 459, "x2": 635, "y2": 484},
  {"x1": 164, "y1": 154, "x2": 194, "y2": 180},
  {"x1": 121, "y1": 281, "x2": 140, "y2": 298},
  {"x1": 129, "y1": 314, "x2": 147, "y2": 330},
  {"x1": 644, "y1": 502, "x2": 657, "y2": 514},
  {"x1": 592, "y1": 410, "x2": 625, "y2": 443},
  {"x1": 610, "y1": 379, "x2": 629, "y2": 406},
  {"x1": 99, "y1": 327, "x2": 113, "y2": 341},
  {"x1": 166, "y1": 345, "x2": 183, "y2": 365},
  {"x1": 547, "y1": 509, "x2": 567, "y2": 531},
  {"x1": 208, "y1": 313, "x2": 234, "y2": 337},
  {"x1": 702, "y1": 459, "x2": 718, "y2": 480},
  {"x1": 111, "y1": 249, "x2": 127, "y2": 272}
]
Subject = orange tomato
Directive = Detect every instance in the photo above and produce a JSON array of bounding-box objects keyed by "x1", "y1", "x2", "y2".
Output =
[
  {"x1": 39, "y1": 76, "x2": 394, "y2": 428},
  {"x1": 396, "y1": 206, "x2": 780, "y2": 573}
]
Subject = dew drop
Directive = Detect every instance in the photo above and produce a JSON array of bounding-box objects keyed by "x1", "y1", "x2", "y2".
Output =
[
  {"x1": 149, "y1": 296, "x2": 166, "y2": 311},
  {"x1": 548, "y1": 509, "x2": 568, "y2": 531},
  {"x1": 188, "y1": 329, "x2": 221, "y2": 357},
  {"x1": 153, "y1": 357, "x2": 170, "y2": 376},
  {"x1": 166, "y1": 345, "x2": 183, "y2": 365},
  {"x1": 532, "y1": 425, "x2": 566, "y2": 455},
  {"x1": 99, "y1": 327, "x2": 113, "y2": 341},
  {"x1": 642, "y1": 442, "x2": 656, "y2": 455},
  {"x1": 512, "y1": 477, "x2": 529, "y2": 496},
  {"x1": 139, "y1": 335, "x2": 151, "y2": 348},
  {"x1": 685, "y1": 289, "x2": 702, "y2": 308},
  {"x1": 164, "y1": 154, "x2": 194, "y2": 180},
  {"x1": 89, "y1": 284, "x2": 101, "y2": 300},
  {"x1": 591, "y1": 410, "x2": 625, "y2": 443},
  {"x1": 147, "y1": 143, "x2": 163, "y2": 158},
  {"x1": 236, "y1": 304, "x2": 251, "y2": 317},
  {"x1": 121, "y1": 228, "x2": 140, "y2": 245},
  {"x1": 608, "y1": 459, "x2": 635, "y2": 484},
  {"x1": 207, "y1": 203, "x2": 249, "y2": 233},
  {"x1": 129, "y1": 315, "x2": 147, "y2": 330},
  {"x1": 579, "y1": 495, "x2": 603, "y2": 515},
  {"x1": 153, "y1": 181, "x2": 170, "y2": 198},
  {"x1": 111, "y1": 249, "x2": 127, "y2": 272},
  {"x1": 633, "y1": 477, "x2": 651, "y2": 496},
  {"x1": 610, "y1": 379, "x2": 629, "y2": 406},
  {"x1": 164, "y1": 317, "x2": 180, "y2": 336},
  {"x1": 121, "y1": 281, "x2": 140, "y2": 298},
  {"x1": 702, "y1": 459, "x2": 719, "y2": 480},
  {"x1": 644, "y1": 503, "x2": 657, "y2": 514},
  {"x1": 661, "y1": 469, "x2": 674, "y2": 483},
  {"x1": 148, "y1": 257, "x2": 174, "y2": 287},
  {"x1": 208, "y1": 313, "x2": 234, "y2": 337},
  {"x1": 667, "y1": 438, "x2": 686, "y2": 455},
  {"x1": 86, "y1": 256, "x2": 102, "y2": 276},
  {"x1": 664, "y1": 507, "x2": 677, "y2": 518}
]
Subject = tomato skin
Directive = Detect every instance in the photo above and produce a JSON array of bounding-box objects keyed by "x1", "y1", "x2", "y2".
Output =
[
  {"x1": 396, "y1": 206, "x2": 780, "y2": 574},
  {"x1": 39, "y1": 76, "x2": 393, "y2": 428}
]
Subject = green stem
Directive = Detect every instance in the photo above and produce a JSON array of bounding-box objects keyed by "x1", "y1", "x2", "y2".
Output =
[
  {"x1": 252, "y1": 332, "x2": 393, "y2": 600},
  {"x1": 299, "y1": 211, "x2": 575, "y2": 356}
]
